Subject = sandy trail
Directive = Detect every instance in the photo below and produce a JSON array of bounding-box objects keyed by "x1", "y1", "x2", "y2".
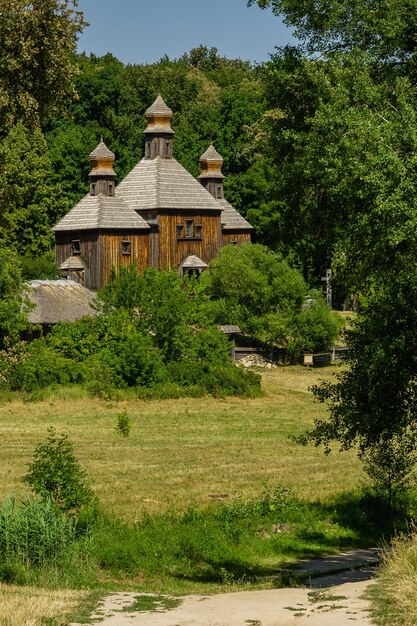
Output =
[{"x1": 72, "y1": 579, "x2": 374, "y2": 626}]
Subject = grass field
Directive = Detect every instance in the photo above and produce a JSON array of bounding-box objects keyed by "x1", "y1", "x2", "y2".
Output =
[
  {"x1": 0, "y1": 365, "x2": 364, "y2": 519},
  {"x1": 1, "y1": 365, "x2": 409, "y2": 625}
]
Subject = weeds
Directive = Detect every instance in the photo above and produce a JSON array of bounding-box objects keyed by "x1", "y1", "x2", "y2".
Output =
[
  {"x1": 116, "y1": 411, "x2": 131, "y2": 437},
  {"x1": 121, "y1": 594, "x2": 181, "y2": 613}
]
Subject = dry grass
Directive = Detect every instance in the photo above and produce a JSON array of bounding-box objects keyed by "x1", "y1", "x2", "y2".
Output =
[
  {"x1": 0, "y1": 365, "x2": 363, "y2": 518},
  {"x1": 0, "y1": 583, "x2": 87, "y2": 626},
  {"x1": 370, "y1": 531, "x2": 417, "y2": 626}
]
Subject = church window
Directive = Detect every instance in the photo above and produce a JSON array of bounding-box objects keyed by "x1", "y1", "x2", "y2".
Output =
[
  {"x1": 176, "y1": 224, "x2": 184, "y2": 239},
  {"x1": 195, "y1": 224, "x2": 202, "y2": 239},
  {"x1": 71, "y1": 240, "x2": 81, "y2": 255},
  {"x1": 186, "y1": 220, "x2": 193, "y2": 238},
  {"x1": 121, "y1": 240, "x2": 131, "y2": 255}
]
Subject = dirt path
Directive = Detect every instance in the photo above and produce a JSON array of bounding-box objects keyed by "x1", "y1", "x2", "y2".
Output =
[{"x1": 71, "y1": 580, "x2": 374, "y2": 626}]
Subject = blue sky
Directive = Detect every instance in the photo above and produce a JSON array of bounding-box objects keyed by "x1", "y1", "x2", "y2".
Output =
[{"x1": 76, "y1": 0, "x2": 295, "y2": 65}]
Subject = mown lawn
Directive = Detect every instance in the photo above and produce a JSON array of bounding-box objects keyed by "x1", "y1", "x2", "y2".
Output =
[{"x1": 0, "y1": 365, "x2": 363, "y2": 519}]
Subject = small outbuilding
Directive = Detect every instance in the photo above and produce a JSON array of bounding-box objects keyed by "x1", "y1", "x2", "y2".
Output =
[{"x1": 26, "y1": 280, "x2": 97, "y2": 331}]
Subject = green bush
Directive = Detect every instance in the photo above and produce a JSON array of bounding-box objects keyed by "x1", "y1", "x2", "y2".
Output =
[
  {"x1": 167, "y1": 362, "x2": 262, "y2": 397},
  {"x1": 6, "y1": 341, "x2": 81, "y2": 392},
  {"x1": 116, "y1": 410, "x2": 132, "y2": 437},
  {"x1": 22, "y1": 427, "x2": 93, "y2": 513}
]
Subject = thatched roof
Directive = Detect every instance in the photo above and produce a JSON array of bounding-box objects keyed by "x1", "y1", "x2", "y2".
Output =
[
  {"x1": 116, "y1": 156, "x2": 223, "y2": 212},
  {"x1": 53, "y1": 194, "x2": 150, "y2": 232},
  {"x1": 26, "y1": 280, "x2": 97, "y2": 325}
]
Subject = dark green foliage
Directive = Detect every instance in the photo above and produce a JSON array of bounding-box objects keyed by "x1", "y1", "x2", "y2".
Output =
[
  {"x1": 0, "y1": 247, "x2": 30, "y2": 351},
  {"x1": 362, "y1": 434, "x2": 417, "y2": 506},
  {"x1": 167, "y1": 362, "x2": 261, "y2": 398},
  {"x1": 19, "y1": 252, "x2": 60, "y2": 281},
  {"x1": 0, "y1": 123, "x2": 67, "y2": 256},
  {"x1": 22, "y1": 427, "x2": 93, "y2": 513}
]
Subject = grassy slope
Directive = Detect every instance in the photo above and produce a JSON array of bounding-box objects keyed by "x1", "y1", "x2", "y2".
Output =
[
  {"x1": 370, "y1": 532, "x2": 417, "y2": 626},
  {"x1": 0, "y1": 366, "x2": 363, "y2": 519}
]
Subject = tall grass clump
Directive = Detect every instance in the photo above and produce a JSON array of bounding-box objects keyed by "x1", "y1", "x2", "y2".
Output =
[
  {"x1": 371, "y1": 529, "x2": 417, "y2": 626},
  {"x1": 0, "y1": 497, "x2": 76, "y2": 578}
]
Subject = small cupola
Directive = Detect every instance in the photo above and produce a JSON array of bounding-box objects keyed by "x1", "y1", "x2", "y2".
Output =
[
  {"x1": 198, "y1": 145, "x2": 225, "y2": 199},
  {"x1": 144, "y1": 95, "x2": 174, "y2": 159},
  {"x1": 89, "y1": 139, "x2": 116, "y2": 197}
]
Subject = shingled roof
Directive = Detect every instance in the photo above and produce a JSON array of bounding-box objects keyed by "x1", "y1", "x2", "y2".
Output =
[
  {"x1": 26, "y1": 280, "x2": 97, "y2": 325},
  {"x1": 181, "y1": 255, "x2": 208, "y2": 269},
  {"x1": 60, "y1": 256, "x2": 85, "y2": 271},
  {"x1": 53, "y1": 194, "x2": 150, "y2": 232},
  {"x1": 89, "y1": 140, "x2": 115, "y2": 160},
  {"x1": 145, "y1": 95, "x2": 173, "y2": 118},
  {"x1": 116, "y1": 156, "x2": 223, "y2": 212},
  {"x1": 219, "y1": 199, "x2": 253, "y2": 231}
]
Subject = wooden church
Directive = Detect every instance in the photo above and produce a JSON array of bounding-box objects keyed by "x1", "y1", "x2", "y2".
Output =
[{"x1": 53, "y1": 96, "x2": 253, "y2": 290}]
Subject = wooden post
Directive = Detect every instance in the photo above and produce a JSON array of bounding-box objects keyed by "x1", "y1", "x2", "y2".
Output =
[{"x1": 321, "y1": 269, "x2": 332, "y2": 307}]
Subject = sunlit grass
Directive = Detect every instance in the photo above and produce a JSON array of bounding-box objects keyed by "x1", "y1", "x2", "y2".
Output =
[
  {"x1": 0, "y1": 583, "x2": 88, "y2": 626},
  {"x1": 0, "y1": 365, "x2": 363, "y2": 519},
  {"x1": 370, "y1": 530, "x2": 417, "y2": 626}
]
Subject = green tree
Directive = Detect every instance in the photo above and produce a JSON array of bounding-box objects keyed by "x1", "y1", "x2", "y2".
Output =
[
  {"x1": 247, "y1": 0, "x2": 417, "y2": 62},
  {"x1": 0, "y1": 122, "x2": 66, "y2": 256},
  {"x1": 23, "y1": 427, "x2": 93, "y2": 513},
  {"x1": 198, "y1": 244, "x2": 340, "y2": 355},
  {"x1": 0, "y1": 0, "x2": 85, "y2": 131},
  {"x1": 0, "y1": 247, "x2": 29, "y2": 350},
  {"x1": 304, "y1": 277, "x2": 417, "y2": 502},
  {"x1": 249, "y1": 0, "x2": 417, "y2": 496}
]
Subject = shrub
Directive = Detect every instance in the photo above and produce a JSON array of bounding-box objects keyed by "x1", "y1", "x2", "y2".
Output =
[
  {"x1": 22, "y1": 427, "x2": 93, "y2": 513},
  {"x1": 116, "y1": 411, "x2": 132, "y2": 437},
  {"x1": 167, "y1": 362, "x2": 262, "y2": 398},
  {"x1": 6, "y1": 341, "x2": 81, "y2": 392}
]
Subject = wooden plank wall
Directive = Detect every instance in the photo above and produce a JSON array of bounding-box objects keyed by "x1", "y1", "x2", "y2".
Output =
[
  {"x1": 222, "y1": 232, "x2": 252, "y2": 246},
  {"x1": 100, "y1": 232, "x2": 150, "y2": 284},
  {"x1": 158, "y1": 211, "x2": 222, "y2": 270},
  {"x1": 55, "y1": 232, "x2": 100, "y2": 290}
]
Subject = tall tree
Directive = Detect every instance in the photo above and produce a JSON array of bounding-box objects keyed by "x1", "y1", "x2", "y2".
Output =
[
  {"x1": 249, "y1": 0, "x2": 417, "y2": 495},
  {"x1": 0, "y1": 0, "x2": 86, "y2": 131},
  {"x1": 0, "y1": 122, "x2": 67, "y2": 256}
]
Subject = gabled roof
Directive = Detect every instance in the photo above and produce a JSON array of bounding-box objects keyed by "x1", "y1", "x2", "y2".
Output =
[
  {"x1": 116, "y1": 156, "x2": 223, "y2": 212},
  {"x1": 53, "y1": 194, "x2": 151, "y2": 232},
  {"x1": 181, "y1": 255, "x2": 208, "y2": 269},
  {"x1": 26, "y1": 280, "x2": 97, "y2": 325},
  {"x1": 219, "y1": 199, "x2": 253, "y2": 231},
  {"x1": 60, "y1": 256, "x2": 85, "y2": 270}
]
